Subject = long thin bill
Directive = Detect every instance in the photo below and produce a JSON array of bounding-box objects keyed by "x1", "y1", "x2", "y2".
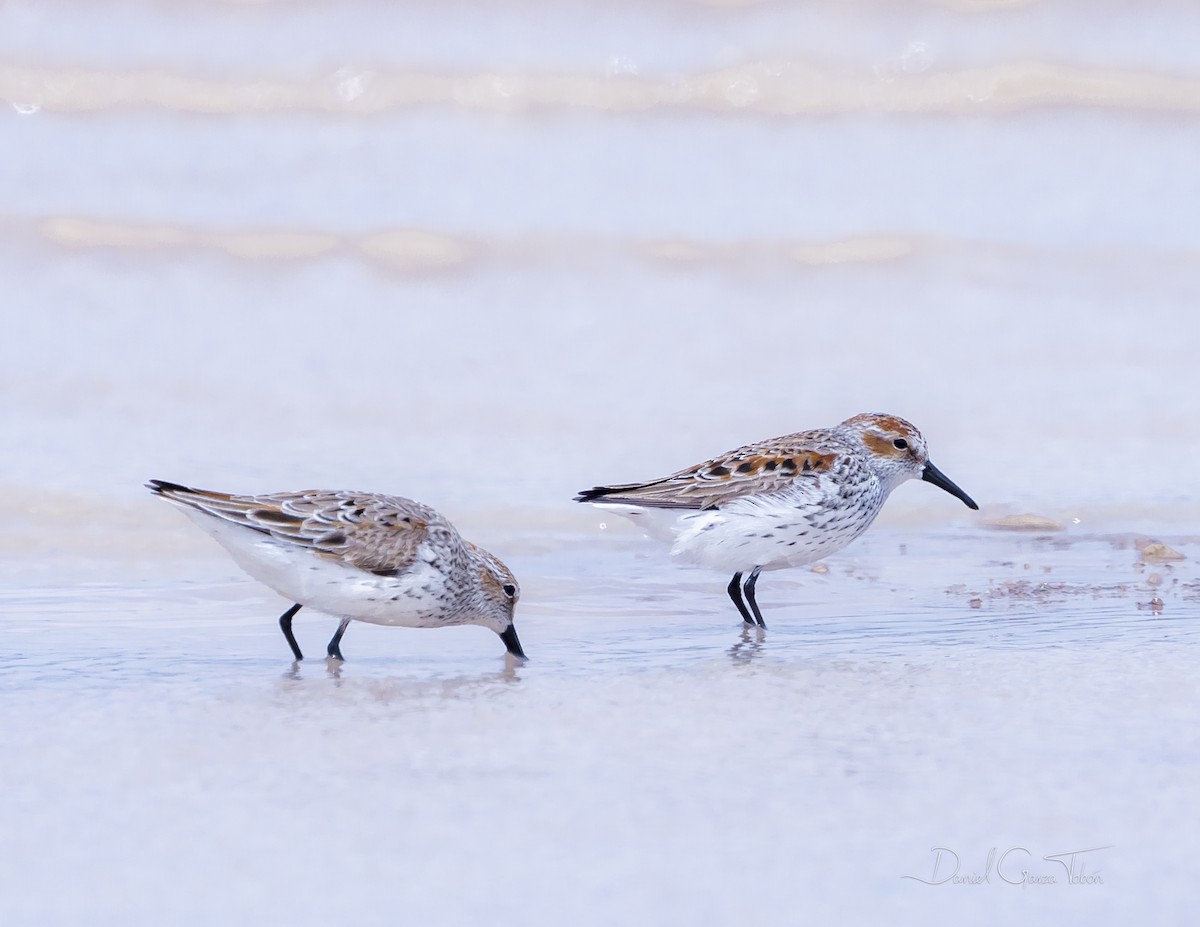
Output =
[
  {"x1": 499, "y1": 624, "x2": 527, "y2": 659},
  {"x1": 922, "y1": 461, "x2": 979, "y2": 510}
]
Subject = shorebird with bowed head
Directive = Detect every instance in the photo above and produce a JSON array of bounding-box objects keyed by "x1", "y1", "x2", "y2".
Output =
[
  {"x1": 575, "y1": 412, "x2": 978, "y2": 627},
  {"x1": 148, "y1": 480, "x2": 525, "y2": 661}
]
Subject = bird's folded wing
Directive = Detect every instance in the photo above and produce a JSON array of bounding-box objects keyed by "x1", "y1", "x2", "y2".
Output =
[
  {"x1": 576, "y1": 445, "x2": 849, "y2": 511},
  {"x1": 151, "y1": 482, "x2": 441, "y2": 575}
]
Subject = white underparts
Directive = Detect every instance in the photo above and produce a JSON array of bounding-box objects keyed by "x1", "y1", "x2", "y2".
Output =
[{"x1": 181, "y1": 509, "x2": 462, "y2": 628}]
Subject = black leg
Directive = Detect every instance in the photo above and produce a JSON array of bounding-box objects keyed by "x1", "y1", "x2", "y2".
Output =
[
  {"x1": 727, "y1": 572, "x2": 754, "y2": 625},
  {"x1": 279, "y1": 603, "x2": 304, "y2": 661},
  {"x1": 743, "y1": 566, "x2": 766, "y2": 628},
  {"x1": 327, "y1": 617, "x2": 351, "y2": 660}
]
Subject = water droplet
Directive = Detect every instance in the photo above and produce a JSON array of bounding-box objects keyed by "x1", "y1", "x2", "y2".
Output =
[
  {"x1": 12, "y1": 101, "x2": 41, "y2": 115},
  {"x1": 332, "y1": 68, "x2": 370, "y2": 103},
  {"x1": 490, "y1": 76, "x2": 518, "y2": 99},
  {"x1": 724, "y1": 73, "x2": 759, "y2": 107},
  {"x1": 900, "y1": 41, "x2": 932, "y2": 74},
  {"x1": 605, "y1": 55, "x2": 638, "y2": 77}
]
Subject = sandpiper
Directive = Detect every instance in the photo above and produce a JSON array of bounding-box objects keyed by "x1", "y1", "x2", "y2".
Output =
[
  {"x1": 575, "y1": 412, "x2": 977, "y2": 627},
  {"x1": 148, "y1": 480, "x2": 524, "y2": 661}
]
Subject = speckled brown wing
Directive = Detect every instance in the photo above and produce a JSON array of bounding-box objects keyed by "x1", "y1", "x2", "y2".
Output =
[
  {"x1": 574, "y1": 430, "x2": 853, "y2": 511},
  {"x1": 148, "y1": 481, "x2": 443, "y2": 575}
]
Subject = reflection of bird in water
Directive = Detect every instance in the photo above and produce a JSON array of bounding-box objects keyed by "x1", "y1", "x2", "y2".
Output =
[
  {"x1": 728, "y1": 626, "x2": 767, "y2": 663},
  {"x1": 281, "y1": 660, "x2": 523, "y2": 693},
  {"x1": 576, "y1": 412, "x2": 977, "y2": 628}
]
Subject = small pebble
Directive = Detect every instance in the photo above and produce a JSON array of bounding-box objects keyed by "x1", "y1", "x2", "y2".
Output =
[{"x1": 1142, "y1": 543, "x2": 1185, "y2": 563}]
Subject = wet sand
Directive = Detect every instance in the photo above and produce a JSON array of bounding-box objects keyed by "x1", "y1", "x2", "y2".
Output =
[{"x1": 3, "y1": 517, "x2": 1197, "y2": 923}]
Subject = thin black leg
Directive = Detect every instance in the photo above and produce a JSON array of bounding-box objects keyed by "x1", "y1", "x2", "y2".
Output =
[
  {"x1": 327, "y1": 617, "x2": 351, "y2": 660},
  {"x1": 279, "y1": 603, "x2": 304, "y2": 661},
  {"x1": 727, "y1": 572, "x2": 754, "y2": 625},
  {"x1": 743, "y1": 566, "x2": 766, "y2": 628}
]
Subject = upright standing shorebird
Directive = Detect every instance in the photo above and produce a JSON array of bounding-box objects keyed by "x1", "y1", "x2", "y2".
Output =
[
  {"x1": 575, "y1": 412, "x2": 978, "y2": 627},
  {"x1": 148, "y1": 480, "x2": 525, "y2": 661}
]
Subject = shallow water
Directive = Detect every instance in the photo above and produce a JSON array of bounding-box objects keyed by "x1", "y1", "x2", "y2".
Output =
[{"x1": 4, "y1": 1, "x2": 1200, "y2": 924}]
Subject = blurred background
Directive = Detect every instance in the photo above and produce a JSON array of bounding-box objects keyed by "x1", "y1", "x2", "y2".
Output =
[
  {"x1": 3, "y1": 1, "x2": 1199, "y2": 923},
  {"x1": 4, "y1": 0, "x2": 1199, "y2": 545}
]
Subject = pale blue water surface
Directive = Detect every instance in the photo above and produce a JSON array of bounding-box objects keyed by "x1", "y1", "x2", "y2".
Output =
[{"x1": 3, "y1": 1, "x2": 1200, "y2": 924}]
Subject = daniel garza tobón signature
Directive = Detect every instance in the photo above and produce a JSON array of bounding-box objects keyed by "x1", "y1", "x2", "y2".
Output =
[{"x1": 903, "y1": 846, "x2": 1110, "y2": 887}]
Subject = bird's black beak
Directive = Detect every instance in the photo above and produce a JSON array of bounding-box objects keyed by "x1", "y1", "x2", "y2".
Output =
[
  {"x1": 499, "y1": 624, "x2": 527, "y2": 660},
  {"x1": 922, "y1": 461, "x2": 979, "y2": 510}
]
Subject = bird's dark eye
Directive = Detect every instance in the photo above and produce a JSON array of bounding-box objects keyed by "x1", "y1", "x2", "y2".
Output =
[
  {"x1": 893, "y1": 438, "x2": 909, "y2": 450},
  {"x1": 502, "y1": 583, "x2": 516, "y2": 597}
]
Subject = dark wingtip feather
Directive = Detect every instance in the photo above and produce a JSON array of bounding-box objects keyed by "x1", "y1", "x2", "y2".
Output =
[
  {"x1": 147, "y1": 479, "x2": 193, "y2": 496},
  {"x1": 574, "y1": 486, "x2": 618, "y2": 503}
]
